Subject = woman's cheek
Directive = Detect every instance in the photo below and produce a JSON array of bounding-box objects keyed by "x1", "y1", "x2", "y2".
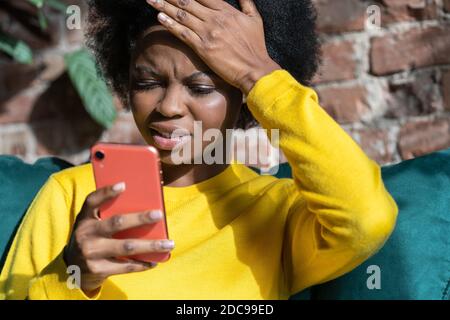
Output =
[
  {"x1": 190, "y1": 95, "x2": 230, "y2": 130},
  {"x1": 130, "y1": 92, "x2": 157, "y2": 124},
  {"x1": 128, "y1": 93, "x2": 155, "y2": 145}
]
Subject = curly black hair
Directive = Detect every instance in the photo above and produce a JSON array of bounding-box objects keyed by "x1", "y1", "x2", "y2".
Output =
[{"x1": 86, "y1": 0, "x2": 321, "y2": 129}]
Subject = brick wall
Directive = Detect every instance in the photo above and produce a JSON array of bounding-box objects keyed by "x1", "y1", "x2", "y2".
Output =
[
  {"x1": 313, "y1": 0, "x2": 450, "y2": 163},
  {"x1": 0, "y1": 0, "x2": 146, "y2": 165},
  {"x1": 0, "y1": 0, "x2": 449, "y2": 166}
]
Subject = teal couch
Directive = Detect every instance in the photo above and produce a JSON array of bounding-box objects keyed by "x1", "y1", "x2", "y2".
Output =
[{"x1": 1, "y1": 149, "x2": 449, "y2": 300}]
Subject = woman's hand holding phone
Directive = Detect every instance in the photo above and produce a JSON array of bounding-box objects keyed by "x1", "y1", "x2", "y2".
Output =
[{"x1": 63, "y1": 182, "x2": 175, "y2": 294}]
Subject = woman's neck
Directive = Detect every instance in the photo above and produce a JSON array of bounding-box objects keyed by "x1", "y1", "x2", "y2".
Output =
[{"x1": 161, "y1": 162, "x2": 230, "y2": 187}]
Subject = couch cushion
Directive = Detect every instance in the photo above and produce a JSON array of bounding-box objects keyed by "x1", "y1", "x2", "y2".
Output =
[
  {"x1": 2, "y1": 151, "x2": 449, "y2": 299},
  {"x1": 285, "y1": 148, "x2": 450, "y2": 300},
  {"x1": 0, "y1": 156, "x2": 73, "y2": 270}
]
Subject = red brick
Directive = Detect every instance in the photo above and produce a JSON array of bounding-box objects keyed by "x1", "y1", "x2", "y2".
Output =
[
  {"x1": 398, "y1": 118, "x2": 450, "y2": 159},
  {"x1": 443, "y1": 70, "x2": 450, "y2": 111},
  {"x1": 0, "y1": 92, "x2": 38, "y2": 124},
  {"x1": 0, "y1": 60, "x2": 42, "y2": 102},
  {"x1": 380, "y1": 0, "x2": 438, "y2": 26},
  {"x1": 313, "y1": 40, "x2": 357, "y2": 84},
  {"x1": 371, "y1": 26, "x2": 450, "y2": 75},
  {"x1": 444, "y1": 0, "x2": 450, "y2": 12},
  {"x1": 385, "y1": 72, "x2": 442, "y2": 118},
  {"x1": 314, "y1": 0, "x2": 366, "y2": 33},
  {"x1": 316, "y1": 85, "x2": 370, "y2": 123},
  {"x1": 353, "y1": 128, "x2": 393, "y2": 164}
]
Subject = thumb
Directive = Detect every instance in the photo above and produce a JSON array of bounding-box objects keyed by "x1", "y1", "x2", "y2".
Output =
[
  {"x1": 79, "y1": 182, "x2": 126, "y2": 221},
  {"x1": 238, "y1": 0, "x2": 260, "y2": 17}
]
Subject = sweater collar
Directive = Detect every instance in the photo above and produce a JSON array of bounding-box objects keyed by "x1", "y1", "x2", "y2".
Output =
[{"x1": 162, "y1": 162, "x2": 255, "y2": 197}]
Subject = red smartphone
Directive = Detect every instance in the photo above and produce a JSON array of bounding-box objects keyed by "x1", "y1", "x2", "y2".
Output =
[{"x1": 90, "y1": 143, "x2": 170, "y2": 263}]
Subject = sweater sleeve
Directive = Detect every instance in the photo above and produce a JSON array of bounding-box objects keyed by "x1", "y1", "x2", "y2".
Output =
[
  {"x1": 0, "y1": 175, "x2": 101, "y2": 300},
  {"x1": 246, "y1": 70, "x2": 399, "y2": 295}
]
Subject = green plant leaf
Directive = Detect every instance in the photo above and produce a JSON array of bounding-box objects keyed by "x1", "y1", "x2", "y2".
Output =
[
  {"x1": 0, "y1": 33, "x2": 33, "y2": 64},
  {"x1": 37, "y1": 9, "x2": 48, "y2": 30},
  {"x1": 28, "y1": 0, "x2": 67, "y2": 30},
  {"x1": 27, "y1": 0, "x2": 44, "y2": 8},
  {"x1": 64, "y1": 49, "x2": 117, "y2": 129},
  {"x1": 46, "y1": 0, "x2": 68, "y2": 12}
]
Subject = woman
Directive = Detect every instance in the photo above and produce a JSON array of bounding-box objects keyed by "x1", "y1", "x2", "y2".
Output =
[{"x1": 0, "y1": 0, "x2": 398, "y2": 300}]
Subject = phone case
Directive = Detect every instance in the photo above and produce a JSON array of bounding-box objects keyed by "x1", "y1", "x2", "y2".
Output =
[{"x1": 90, "y1": 143, "x2": 170, "y2": 263}]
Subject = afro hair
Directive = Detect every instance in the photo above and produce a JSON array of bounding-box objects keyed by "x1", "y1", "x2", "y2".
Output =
[{"x1": 86, "y1": 0, "x2": 321, "y2": 128}]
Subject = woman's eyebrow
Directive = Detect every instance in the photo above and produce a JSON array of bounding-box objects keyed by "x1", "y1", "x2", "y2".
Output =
[
  {"x1": 185, "y1": 71, "x2": 216, "y2": 82},
  {"x1": 133, "y1": 65, "x2": 160, "y2": 78},
  {"x1": 134, "y1": 65, "x2": 216, "y2": 81}
]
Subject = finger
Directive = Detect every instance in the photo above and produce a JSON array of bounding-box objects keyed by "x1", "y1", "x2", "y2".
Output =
[
  {"x1": 97, "y1": 210, "x2": 164, "y2": 237},
  {"x1": 238, "y1": 0, "x2": 260, "y2": 17},
  {"x1": 80, "y1": 238, "x2": 174, "y2": 260},
  {"x1": 150, "y1": 0, "x2": 210, "y2": 21},
  {"x1": 91, "y1": 238, "x2": 175, "y2": 259},
  {"x1": 106, "y1": 259, "x2": 157, "y2": 277},
  {"x1": 85, "y1": 258, "x2": 157, "y2": 278},
  {"x1": 157, "y1": 12, "x2": 202, "y2": 48},
  {"x1": 147, "y1": 0, "x2": 204, "y2": 29},
  {"x1": 194, "y1": 0, "x2": 223, "y2": 10},
  {"x1": 79, "y1": 182, "x2": 126, "y2": 220}
]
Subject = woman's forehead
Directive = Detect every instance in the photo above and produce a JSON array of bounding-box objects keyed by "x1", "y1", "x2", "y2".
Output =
[
  {"x1": 139, "y1": 26, "x2": 192, "y2": 58},
  {"x1": 135, "y1": 27, "x2": 210, "y2": 74}
]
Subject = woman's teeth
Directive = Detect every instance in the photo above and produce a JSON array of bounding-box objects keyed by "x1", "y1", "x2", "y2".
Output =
[
  {"x1": 154, "y1": 130, "x2": 187, "y2": 139},
  {"x1": 159, "y1": 132, "x2": 172, "y2": 139}
]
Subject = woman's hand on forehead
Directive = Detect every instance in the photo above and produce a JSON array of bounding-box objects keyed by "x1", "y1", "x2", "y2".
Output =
[{"x1": 146, "y1": 0, "x2": 281, "y2": 95}]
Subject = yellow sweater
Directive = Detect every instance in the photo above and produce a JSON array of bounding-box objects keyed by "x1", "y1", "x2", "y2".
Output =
[{"x1": 0, "y1": 70, "x2": 398, "y2": 300}]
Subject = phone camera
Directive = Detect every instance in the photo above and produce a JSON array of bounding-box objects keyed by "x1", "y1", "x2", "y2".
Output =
[{"x1": 95, "y1": 151, "x2": 105, "y2": 160}]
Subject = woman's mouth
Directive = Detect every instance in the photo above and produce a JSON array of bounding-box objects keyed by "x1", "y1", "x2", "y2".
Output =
[{"x1": 149, "y1": 128, "x2": 191, "y2": 151}]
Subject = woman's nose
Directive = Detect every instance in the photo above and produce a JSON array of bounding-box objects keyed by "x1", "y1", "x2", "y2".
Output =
[{"x1": 156, "y1": 86, "x2": 187, "y2": 118}]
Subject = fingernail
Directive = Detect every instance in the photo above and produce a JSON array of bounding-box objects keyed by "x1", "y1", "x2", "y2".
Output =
[
  {"x1": 162, "y1": 240, "x2": 175, "y2": 249},
  {"x1": 112, "y1": 182, "x2": 126, "y2": 192},
  {"x1": 158, "y1": 12, "x2": 169, "y2": 23},
  {"x1": 149, "y1": 210, "x2": 163, "y2": 220},
  {"x1": 147, "y1": 0, "x2": 156, "y2": 4}
]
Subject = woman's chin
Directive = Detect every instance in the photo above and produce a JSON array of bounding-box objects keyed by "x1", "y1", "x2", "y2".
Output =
[
  {"x1": 157, "y1": 149, "x2": 192, "y2": 166},
  {"x1": 159, "y1": 151, "x2": 179, "y2": 165}
]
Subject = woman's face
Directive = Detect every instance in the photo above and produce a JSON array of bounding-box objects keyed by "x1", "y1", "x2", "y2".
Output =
[{"x1": 129, "y1": 25, "x2": 243, "y2": 165}]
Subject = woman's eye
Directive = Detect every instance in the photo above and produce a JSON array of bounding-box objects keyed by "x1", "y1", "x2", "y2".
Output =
[
  {"x1": 189, "y1": 86, "x2": 214, "y2": 96},
  {"x1": 132, "y1": 81, "x2": 214, "y2": 96},
  {"x1": 133, "y1": 82, "x2": 162, "y2": 91}
]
